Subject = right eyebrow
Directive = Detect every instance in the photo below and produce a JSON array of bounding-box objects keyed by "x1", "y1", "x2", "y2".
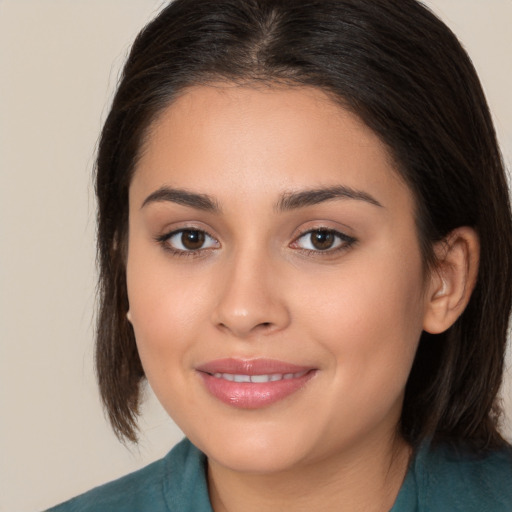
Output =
[
  {"x1": 275, "y1": 185, "x2": 383, "y2": 211},
  {"x1": 141, "y1": 186, "x2": 220, "y2": 212}
]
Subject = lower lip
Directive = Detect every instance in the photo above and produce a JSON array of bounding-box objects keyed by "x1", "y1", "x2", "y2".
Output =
[{"x1": 198, "y1": 371, "x2": 316, "y2": 409}]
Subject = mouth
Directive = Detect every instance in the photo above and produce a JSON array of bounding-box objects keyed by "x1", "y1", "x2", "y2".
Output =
[
  {"x1": 209, "y1": 370, "x2": 309, "y2": 383},
  {"x1": 196, "y1": 359, "x2": 317, "y2": 409}
]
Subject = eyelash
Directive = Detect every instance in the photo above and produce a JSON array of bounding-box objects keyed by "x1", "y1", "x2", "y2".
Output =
[
  {"x1": 155, "y1": 227, "x2": 356, "y2": 257},
  {"x1": 291, "y1": 228, "x2": 357, "y2": 255},
  {"x1": 155, "y1": 228, "x2": 219, "y2": 258}
]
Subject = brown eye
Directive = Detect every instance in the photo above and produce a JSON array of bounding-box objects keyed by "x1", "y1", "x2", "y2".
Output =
[
  {"x1": 162, "y1": 228, "x2": 218, "y2": 253},
  {"x1": 310, "y1": 230, "x2": 335, "y2": 250},
  {"x1": 181, "y1": 230, "x2": 205, "y2": 250},
  {"x1": 293, "y1": 228, "x2": 356, "y2": 253}
]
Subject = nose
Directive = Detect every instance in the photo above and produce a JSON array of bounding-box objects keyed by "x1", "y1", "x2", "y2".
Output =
[{"x1": 211, "y1": 250, "x2": 291, "y2": 338}]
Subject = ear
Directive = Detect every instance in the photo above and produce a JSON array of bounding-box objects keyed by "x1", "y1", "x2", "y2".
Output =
[
  {"x1": 423, "y1": 227, "x2": 479, "y2": 334},
  {"x1": 126, "y1": 310, "x2": 133, "y2": 323}
]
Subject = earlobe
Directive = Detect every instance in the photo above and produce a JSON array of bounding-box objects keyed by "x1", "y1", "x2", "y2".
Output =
[
  {"x1": 423, "y1": 227, "x2": 479, "y2": 334},
  {"x1": 126, "y1": 310, "x2": 133, "y2": 323}
]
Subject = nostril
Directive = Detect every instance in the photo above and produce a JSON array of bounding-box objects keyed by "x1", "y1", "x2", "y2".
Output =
[
  {"x1": 254, "y1": 322, "x2": 276, "y2": 333},
  {"x1": 212, "y1": 295, "x2": 291, "y2": 337}
]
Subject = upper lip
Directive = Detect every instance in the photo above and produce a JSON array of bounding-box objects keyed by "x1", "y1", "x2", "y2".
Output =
[{"x1": 196, "y1": 358, "x2": 313, "y2": 375}]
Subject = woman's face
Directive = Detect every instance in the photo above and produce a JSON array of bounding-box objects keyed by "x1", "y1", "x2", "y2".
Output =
[{"x1": 126, "y1": 85, "x2": 431, "y2": 473}]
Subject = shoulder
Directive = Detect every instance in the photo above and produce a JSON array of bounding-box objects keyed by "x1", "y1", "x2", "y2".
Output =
[
  {"x1": 415, "y1": 441, "x2": 512, "y2": 511},
  {"x1": 45, "y1": 438, "x2": 211, "y2": 512}
]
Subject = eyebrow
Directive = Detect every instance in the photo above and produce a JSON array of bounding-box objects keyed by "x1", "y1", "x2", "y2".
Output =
[
  {"x1": 141, "y1": 186, "x2": 220, "y2": 212},
  {"x1": 141, "y1": 184, "x2": 382, "y2": 212},
  {"x1": 275, "y1": 185, "x2": 383, "y2": 211}
]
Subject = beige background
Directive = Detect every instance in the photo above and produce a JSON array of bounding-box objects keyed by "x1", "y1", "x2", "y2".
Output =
[{"x1": 0, "y1": 1, "x2": 511, "y2": 511}]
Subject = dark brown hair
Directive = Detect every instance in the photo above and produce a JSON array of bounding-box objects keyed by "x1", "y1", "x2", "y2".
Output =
[{"x1": 95, "y1": 0, "x2": 512, "y2": 448}]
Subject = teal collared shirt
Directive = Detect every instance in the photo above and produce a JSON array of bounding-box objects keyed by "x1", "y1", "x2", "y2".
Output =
[
  {"x1": 47, "y1": 438, "x2": 512, "y2": 511},
  {"x1": 392, "y1": 440, "x2": 512, "y2": 511}
]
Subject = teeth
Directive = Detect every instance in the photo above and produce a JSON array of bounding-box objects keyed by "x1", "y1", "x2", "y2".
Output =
[
  {"x1": 249, "y1": 374, "x2": 269, "y2": 383},
  {"x1": 211, "y1": 371, "x2": 308, "y2": 383}
]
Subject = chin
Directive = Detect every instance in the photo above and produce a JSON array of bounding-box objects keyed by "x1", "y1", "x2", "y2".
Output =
[
  {"x1": 188, "y1": 424, "x2": 314, "y2": 474},
  {"x1": 209, "y1": 445, "x2": 308, "y2": 474}
]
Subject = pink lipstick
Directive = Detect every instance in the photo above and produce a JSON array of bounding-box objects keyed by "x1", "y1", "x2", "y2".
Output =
[{"x1": 196, "y1": 358, "x2": 316, "y2": 409}]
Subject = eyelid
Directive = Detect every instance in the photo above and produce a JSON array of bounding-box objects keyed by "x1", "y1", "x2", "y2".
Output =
[
  {"x1": 153, "y1": 223, "x2": 355, "y2": 257},
  {"x1": 155, "y1": 226, "x2": 220, "y2": 256},
  {"x1": 290, "y1": 227, "x2": 356, "y2": 253}
]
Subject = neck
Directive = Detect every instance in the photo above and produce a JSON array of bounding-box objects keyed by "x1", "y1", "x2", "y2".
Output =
[{"x1": 207, "y1": 430, "x2": 411, "y2": 512}]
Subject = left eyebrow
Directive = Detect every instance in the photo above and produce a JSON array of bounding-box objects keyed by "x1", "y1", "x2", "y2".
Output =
[
  {"x1": 141, "y1": 186, "x2": 220, "y2": 212},
  {"x1": 275, "y1": 185, "x2": 383, "y2": 212}
]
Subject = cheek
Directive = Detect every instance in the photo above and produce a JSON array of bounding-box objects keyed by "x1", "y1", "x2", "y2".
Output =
[
  {"x1": 125, "y1": 241, "x2": 209, "y2": 374},
  {"x1": 297, "y1": 244, "x2": 425, "y2": 392},
  {"x1": 126, "y1": 262, "x2": 214, "y2": 421}
]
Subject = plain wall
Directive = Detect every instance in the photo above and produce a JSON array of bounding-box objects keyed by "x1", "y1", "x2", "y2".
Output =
[{"x1": 0, "y1": 1, "x2": 511, "y2": 511}]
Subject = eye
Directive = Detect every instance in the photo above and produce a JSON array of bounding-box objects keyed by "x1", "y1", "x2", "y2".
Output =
[
  {"x1": 293, "y1": 228, "x2": 355, "y2": 252},
  {"x1": 160, "y1": 229, "x2": 219, "y2": 253}
]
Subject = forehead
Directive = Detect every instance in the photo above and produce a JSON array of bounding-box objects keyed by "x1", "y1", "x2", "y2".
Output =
[{"x1": 131, "y1": 84, "x2": 410, "y2": 213}]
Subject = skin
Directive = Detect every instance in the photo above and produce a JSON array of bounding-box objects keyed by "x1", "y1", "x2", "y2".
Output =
[{"x1": 126, "y1": 84, "x2": 478, "y2": 512}]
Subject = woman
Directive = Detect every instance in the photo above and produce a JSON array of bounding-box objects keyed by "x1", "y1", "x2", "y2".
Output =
[{"x1": 48, "y1": 0, "x2": 512, "y2": 510}]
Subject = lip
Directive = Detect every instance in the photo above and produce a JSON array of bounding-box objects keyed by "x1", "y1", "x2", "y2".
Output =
[{"x1": 196, "y1": 358, "x2": 317, "y2": 409}]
